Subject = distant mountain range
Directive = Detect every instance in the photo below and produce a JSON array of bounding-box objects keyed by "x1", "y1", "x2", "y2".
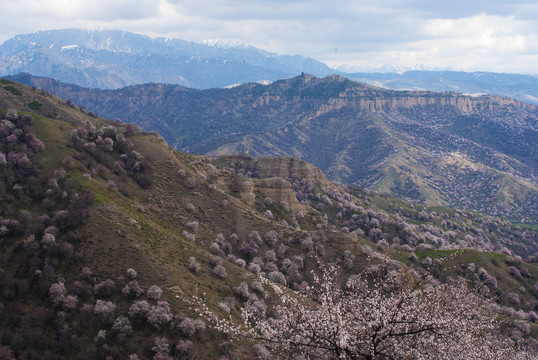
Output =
[
  {"x1": 1, "y1": 29, "x2": 538, "y2": 105},
  {"x1": 345, "y1": 71, "x2": 538, "y2": 106},
  {"x1": 9, "y1": 73, "x2": 538, "y2": 222},
  {"x1": 0, "y1": 28, "x2": 334, "y2": 89}
]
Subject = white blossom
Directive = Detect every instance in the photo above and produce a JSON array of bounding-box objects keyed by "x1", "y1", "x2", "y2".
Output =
[{"x1": 192, "y1": 261, "x2": 531, "y2": 359}]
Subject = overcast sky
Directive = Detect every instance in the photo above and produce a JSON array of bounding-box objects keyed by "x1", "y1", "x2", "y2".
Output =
[{"x1": 1, "y1": 0, "x2": 537, "y2": 73}]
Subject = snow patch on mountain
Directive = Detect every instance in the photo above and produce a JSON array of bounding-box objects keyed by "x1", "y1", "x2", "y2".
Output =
[
  {"x1": 61, "y1": 45, "x2": 79, "y2": 51},
  {"x1": 198, "y1": 39, "x2": 248, "y2": 49}
]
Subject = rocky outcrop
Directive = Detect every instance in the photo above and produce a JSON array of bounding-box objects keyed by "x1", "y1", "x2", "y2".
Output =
[
  {"x1": 255, "y1": 157, "x2": 330, "y2": 185},
  {"x1": 224, "y1": 174, "x2": 307, "y2": 214},
  {"x1": 253, "y1": 177, "x2": 306, "y2": 213},
  {"x1": 226, "y1": 175, "x2": 255, "y2": 205},
  {"x1": 217, "y1": 155, "x2": 330, "y2": 185},
  {"x1": 217, "y1": 154, "x2": 258, "y2": 171},
  {"x1": 310, "y1": 88, "x2": 532, "y2": 116},
  {"x1": 219, "y1": 155, "x2": 325, "y2": 213}
]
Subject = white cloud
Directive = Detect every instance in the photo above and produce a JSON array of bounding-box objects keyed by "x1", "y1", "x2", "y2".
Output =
[
  {"x1": 315, "y1": 11, "x2": 538, "y2": 73},
  {"x1": 1, "y1": 0, "x2": 159, "y2": 22},
  {"x1": 0, "y1": 0, "x2": 537, "y2": 73}
]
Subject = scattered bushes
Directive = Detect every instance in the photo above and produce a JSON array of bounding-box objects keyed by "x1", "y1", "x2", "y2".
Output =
[
  {"x1": 184, "y1": 178, "x2": 196, "y2": 189},
  {"x1": 122, "y1": 281, "x2": 144, "y2": 298},
  {"x1": 233, "y1": 282, "x2": 250, "y2": 301},
  {"x1": 129, "y1": 300, "x2": 151, "y2": 320},
  {"x1": 147, "y1": 301, "x2": 173, "y2": 330},
  {"x1": 264, "y1": 230, "x2": 278, "y2": 246},
  {"x1": 147, "y1": 285, "x2": 163, "y2": 300},
  {"x1": 188, "y1": 257, "x2": 201, "y2": 273},
  {"x1": 62, "y1": 295, "x2": 78, "y2": 311},
  {"x1": 112, "y1": 316, "x2": 133, "y2": 336},
  {"x1": 93, "y1": 300, "x2": 116, "y2": 324},
  {"x1": 93, "y1": 279, "x2": 115, "y2": 298},
  {"x1": 213, "y1": 265, "x2": 228, "y2": 278},
  {"x1": 70, "y1": 121, "x2": 152, "y2": 189},
  {"x1": 49, "y1": 282, "x2": 66, "y2": 305}
]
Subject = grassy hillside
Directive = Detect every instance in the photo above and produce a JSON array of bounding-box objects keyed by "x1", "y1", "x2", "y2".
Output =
[{"x1": 0, "y1": 80, "x2": 537, "y2": 358}]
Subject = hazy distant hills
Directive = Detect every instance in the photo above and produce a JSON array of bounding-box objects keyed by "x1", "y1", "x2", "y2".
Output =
[
  {"x1": 346, "y1": 70, "x2": 538, "y2": 106},
  {"x1": 0, "y1": 29, "x2": 334, "y2": 89},
  {"x1": 10, "y1": 73, "x2": 538, "y2": 222},
  {"x1": 1, "y1": 29, "x2": 538, "y2": 106}
]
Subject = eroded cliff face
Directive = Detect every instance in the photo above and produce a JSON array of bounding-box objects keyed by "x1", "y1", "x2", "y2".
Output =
[
  {"x1": 219, "y1": 155, "x2": 328, "y2": 213},
  {"x1": 317, "y1": 92, "x2": 529, "y2": 114},
  {"x1": 227, "y1": 176, "x2": 256, "y2": 204},
  {"x1": 252, "y1": 177, "x2": 305, "y2": 213},
  {"x1": 248, "y1": 75, "x2": 532, "y2": 116},
  {"x1": 254, "y1": 157, "x2": 330, "y2": 185},
  {"x1": 217, "y1": 155, "x2": 329, "y2": 185}
]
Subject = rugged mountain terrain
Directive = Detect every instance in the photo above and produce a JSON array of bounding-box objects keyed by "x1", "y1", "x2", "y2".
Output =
[
  {"x1": 0, "y1": 79, "x2": 537, "y2": 358},
  {"x1": 2, "y1": 29, "x2": 538, "y2": 107},
  {"x1": 0, "y1": 29, "x2": 333, "y2": 89},
  {"x1": 10, "y1": 73, "x2": 538, "y2": 223}
]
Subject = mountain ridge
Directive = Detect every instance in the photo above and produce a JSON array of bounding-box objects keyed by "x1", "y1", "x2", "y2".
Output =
[
  {"x1": 2, "y1": 29, "x2": 538, "y2": 106},
  {"x1": 0, "y1": 29, "x2": 334, "y2": 89},
  {"x1": 346, "y1": 70, "x2": 538, "y2": 105},
  {"x1": 7, "y1": 73, "x2": 537, "y2": 222}
]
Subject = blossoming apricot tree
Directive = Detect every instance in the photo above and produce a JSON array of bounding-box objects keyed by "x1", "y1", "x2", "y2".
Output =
[{"x1": 194, "y1": 262, "x2": 530, "y2": 359}]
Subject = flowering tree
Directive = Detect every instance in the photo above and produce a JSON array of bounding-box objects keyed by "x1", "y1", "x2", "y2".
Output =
[{"x1": 194, "y1": 262, "x2": 529, "y2": 359}]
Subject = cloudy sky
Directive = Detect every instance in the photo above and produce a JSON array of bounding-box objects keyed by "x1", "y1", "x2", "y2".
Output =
[{"x1": 1, "y1": 0, "x2": 537, "y2": 73}]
